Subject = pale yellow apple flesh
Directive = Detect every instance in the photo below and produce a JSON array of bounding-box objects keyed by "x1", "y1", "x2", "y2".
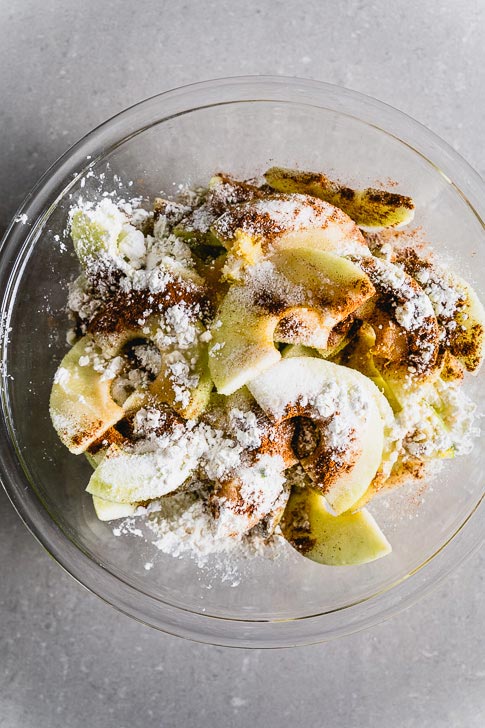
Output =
[
  {"x1": 86, "y1": 445, "x2": 139, "y2": 521},
  {"x1": 149, "y1": 342, "x2": 213, "y2": 420},
  {"x1": 209, "y1": 249, "x2": 374, "y2": 395},
  {"x1": 248, "y1": 357, "x2": 391, "y2": 514},
  {"x1": 281, "y1": 344, "x2": 322, "y2": 359},
  {"x1": 50, "y1": 336, "x2": 125, "y2": 454},
  {"x1": 51, "y1": 318, "x2": 212, "y2": 456},
  {"x1": 281, "y1": 486, "x2": 392, "y2": 566},
  {"x1": 86, "y1": 443, "x2": 198, "y2": 504}
]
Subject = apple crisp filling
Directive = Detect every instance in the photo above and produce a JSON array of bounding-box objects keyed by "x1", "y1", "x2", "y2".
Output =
[{"x1": 49, "y1": 168, "x2": 484, "y2": 567}]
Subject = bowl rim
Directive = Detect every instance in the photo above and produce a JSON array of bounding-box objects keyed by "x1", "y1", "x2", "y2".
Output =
[{"x1": 1, "y1": 74, "x2": 485, "y2": 648}]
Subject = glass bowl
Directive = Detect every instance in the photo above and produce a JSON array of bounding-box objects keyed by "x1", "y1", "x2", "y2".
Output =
[{"x1": 1, "y1": 76, "x2": 485, "y2": 648}]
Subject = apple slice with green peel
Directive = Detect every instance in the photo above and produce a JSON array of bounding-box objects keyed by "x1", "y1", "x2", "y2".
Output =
[
  {"x1": 50, "y1": 329, "x2": 155, "y2": 455},
  {"x1": 50, "y1": 322, "x2": 211, "y2": 456},
  {"x1": 50, "y1": 337, "x2": 125, "y2": 454},
  {"x1": 264, "y1": 167, "x2": 415, "y2": 232},
  {"x1": 281, "y1": 486, "x2": 392, "y2": 566},
  {"x1": 92, "y1": 495, "x2": 137, "y2": 521},
  {"x1": 209, "y1": 249, "x2": 374, "y2": 395},
  {"x1": 248, "y1": 357, "x2": 391, "y2": 514},
  {"x1": 86, "y1": 438, "x2": 199, "y2": 504},
  {"x1": 211, "y1": 193, "x2": 370, "y2": 257}
]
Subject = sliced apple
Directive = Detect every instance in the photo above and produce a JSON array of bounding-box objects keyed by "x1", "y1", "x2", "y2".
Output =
[
  {"x1": 173, "y1": 174, "x2": 264, "y2": 249},
  {"x1": 86, "y1": 438, "x2": 138, "y2": 521},
  {"x1": 149, "y1": 339, "x2": 213, "y2": 419},
  {"x1": 248, "y1": 357, "x2": 391, "y2": 514},
  {"x1": 209, "y1": 249, "x2": 374, "y2": 395},
  {"x1": 211, "y1": 193, "x2": 369, "y2": 257},
  {"x1": 344, "y1": 322, "x2": 403, "y2": 412},
  {"x1": 86, "y1": 439, "x2": 199, "y2": 504},
  {"x1": 281, "y1": 344, "x2": 322, "y2": 359},
  {"x1": 85, "y1": 315, "x2": 213, "y2": 422},
  {"x1": 280, "y1": 340, "x2": 353, "y2": 361},
  {"x1": 355, "y1": 256, "x2": 441, "y2": 379},
  {"x1": 50, "y1": 330, "x2": 160, "y2": 455},
  {"x1": 264, "y1": 167, "x2": 415, "y2": 232},
  {"x1": 85, "y1": 452, "x2": 100, "y2": 469},
  {"x1": 50, "y1": 336, "x2": 125, "y2": 454},
  {"x1": 92, "y1": 496, "x2": 137, "y2": 521},
  {"x1": 354, "y1": 377, "x2": 471, "y2": 509},
  {"x1": 70, "y1": 199, "x2": 146, "y2": 268},
  {"x1": 391, "y1": 249, "x2": 485, "y2": 373},
  {"x1": 209, "y1": 293, "x2": 280, "y2": 396},
  {"x1": 274, "y1": 247, "x2": 373, "y2": 341},
  {"x1": 281, "y1": 486, "x2": 391, "y2": 566},
  {"x1": 444, "y1": 274, "x2": 485, "y2": 373},
  {"x1": 92, "y1": 493, "x2": 169, "y2": 522}
]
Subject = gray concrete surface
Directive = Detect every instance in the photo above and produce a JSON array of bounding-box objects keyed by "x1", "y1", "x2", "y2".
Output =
[{"x1": 1, "y1": 1, "x2": 485, "y2": 726}]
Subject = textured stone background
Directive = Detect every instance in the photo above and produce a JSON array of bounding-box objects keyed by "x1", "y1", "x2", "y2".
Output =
[{"x1": 1, "y1": 1, "x2": 485, "y2": 726}]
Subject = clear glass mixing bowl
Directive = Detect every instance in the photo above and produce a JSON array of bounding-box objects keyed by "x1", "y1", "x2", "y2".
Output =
[{"x1": 1, "y1": 76, "x2": 484, "y2": 648}]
